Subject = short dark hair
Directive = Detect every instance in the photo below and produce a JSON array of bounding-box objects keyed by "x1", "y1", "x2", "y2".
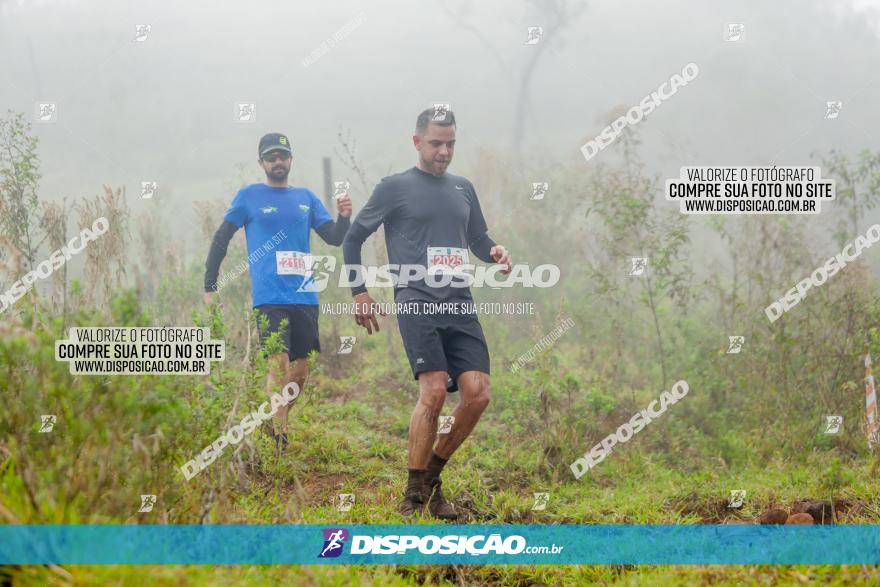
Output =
[{"x1": 416, "y1": 107, "x2": 456, "y2": 135}]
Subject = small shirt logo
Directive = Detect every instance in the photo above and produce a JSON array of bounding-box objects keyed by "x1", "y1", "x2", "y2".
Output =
[
  {"x1": 260, "y1": 206, "x2": 278, "y2": 214},
  {"x1": 299, "y1": 204, "x2": 310, "y2": 213}
]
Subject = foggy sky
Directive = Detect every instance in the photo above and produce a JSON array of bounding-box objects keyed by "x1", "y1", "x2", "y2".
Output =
[{"x1": 1, "y1": 0, "x2": 879, "y2": 255}]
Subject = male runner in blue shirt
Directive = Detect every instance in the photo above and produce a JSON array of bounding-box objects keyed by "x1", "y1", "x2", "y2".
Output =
[{"x1": 204, "y1": 133, "x2": 351, "y2": 448}]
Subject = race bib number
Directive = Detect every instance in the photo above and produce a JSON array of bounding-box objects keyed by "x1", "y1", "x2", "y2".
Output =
[
  {"x1": 427, "y1": 246, "x2": 469, "y2": 273},
  {"x1": 276, "y1": 251, "x2": 308, "y2": 275}
]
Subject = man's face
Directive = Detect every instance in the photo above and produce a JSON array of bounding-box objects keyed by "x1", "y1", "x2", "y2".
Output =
[
  {"x1": 413, "y1": 123, "x2": 456, "y2": 176},
  {"x1": 259, "y1": 150, "x2": 292, "y2": 182}
]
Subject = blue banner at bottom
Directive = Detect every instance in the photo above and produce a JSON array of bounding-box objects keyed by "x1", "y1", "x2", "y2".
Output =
[{"x1": 1, "y1": 524, "x2": 879, "y2": 565}]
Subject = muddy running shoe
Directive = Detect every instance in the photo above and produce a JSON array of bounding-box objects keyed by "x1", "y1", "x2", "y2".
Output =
[
  {"x1": 424, "y1": 479, "x2": 457, "y2": 520},
  {"x1": 397, "y1": 491, "x2": 426, "y2": 517}
]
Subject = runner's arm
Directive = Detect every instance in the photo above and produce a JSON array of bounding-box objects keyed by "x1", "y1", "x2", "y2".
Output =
[
  {"x1": 204, "y1": 220, "x2": 240, "y2": 292},
  {"x1": 465, "y1": 184, "x2": 497, "y2": 263},
  {"x1": 342, "y1": 181, "x2": 393, "y2": 296},
  {"x1": 314, "y1": 215, "x2": 351, "y2": 246},
  {"x1": 341, "y1": 222, "x2": 372, "y2": 296},
  {"x1": 469, "y1": 232, "x2": 497, "y2": 263},
  {"x1": 343, "y1": 220, "x2": 385, "y2": 334}
]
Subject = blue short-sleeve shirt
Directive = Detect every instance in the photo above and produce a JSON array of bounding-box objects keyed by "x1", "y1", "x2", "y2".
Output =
[{"x1": 224, "y1": 183, "x2": 332, "y2": 306}]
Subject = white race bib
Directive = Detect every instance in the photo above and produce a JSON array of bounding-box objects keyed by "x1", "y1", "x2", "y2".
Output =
[
  {"x1": 276, "y1": 251, "x2": 308, "y2": 275},
  {"x1": 427, "y1": 246, "x2": 469, "y2": 273}
]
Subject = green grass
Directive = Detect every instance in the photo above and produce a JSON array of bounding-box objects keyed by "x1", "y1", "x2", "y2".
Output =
[{"x1": 4, "y1": 294, "x2": 880, "y2": 585}]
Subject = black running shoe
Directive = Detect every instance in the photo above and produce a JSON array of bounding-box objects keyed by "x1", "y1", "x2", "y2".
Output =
[
  {"x1": 424, "y1": 479, "x2": 457, "y2": 520},
  {"x1": 397, "y1": 491, "x2": 426, "y2": 517}
]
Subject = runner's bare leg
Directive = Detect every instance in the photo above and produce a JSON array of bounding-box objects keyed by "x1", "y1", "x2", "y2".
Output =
[
  {"x1": 284, "y1": 357, "x2": 308, "y2": 423},
  {"x1": 408, "y1": 370, "x2": 448, "y2": 469},
  {"x1": 266, "y1": 352, "x2": 289, "y2": 434},
  {"x1": 433, "y1": 371, "x2": 491, "y2": 459}
]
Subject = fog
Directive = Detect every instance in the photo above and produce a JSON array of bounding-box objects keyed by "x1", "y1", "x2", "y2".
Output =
[{"x1": 2, "y1": 0, "x2": 879, "y2": 254}]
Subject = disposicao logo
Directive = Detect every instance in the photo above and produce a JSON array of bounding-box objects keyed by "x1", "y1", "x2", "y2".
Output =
[
  {"x1": 316, "y1": 529, "x2": 563, "y2": 558},
  {"x1": 331, "y1": 533, "x2": 529, "y2": 556},
  {"x1": 319, "y1": 528, "x2": 348, "y2": 558}
]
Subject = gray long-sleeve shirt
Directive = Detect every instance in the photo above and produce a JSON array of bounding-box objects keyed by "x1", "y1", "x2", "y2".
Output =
[{"x1": 342, "y1": 166, "x2": 496, "y2": 302}]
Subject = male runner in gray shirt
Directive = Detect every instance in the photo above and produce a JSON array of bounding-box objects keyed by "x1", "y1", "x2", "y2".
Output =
[{"x1": 342, "y1": 108, "x2": 511, "y2": 519}]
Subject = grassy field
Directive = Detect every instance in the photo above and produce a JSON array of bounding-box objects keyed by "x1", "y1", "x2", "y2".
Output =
[
  {"x1": 4, "y1": 112, "x2": 880, "y2": 584},
  {"x1": 4, "y1": 287, "x2": 880, "y2": 586}
]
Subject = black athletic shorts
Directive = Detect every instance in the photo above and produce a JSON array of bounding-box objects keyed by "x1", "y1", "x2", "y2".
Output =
[
  {"x1": 255, "y1": 304, "x2": 320, "y2": 361},
  {"x1": 396, "y1": 300, "x2": 490, "y2": 392}
]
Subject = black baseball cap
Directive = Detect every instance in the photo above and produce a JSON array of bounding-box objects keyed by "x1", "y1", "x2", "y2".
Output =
[{"x1": 258, "y1": 133, "x2": 292, "y2": 157}]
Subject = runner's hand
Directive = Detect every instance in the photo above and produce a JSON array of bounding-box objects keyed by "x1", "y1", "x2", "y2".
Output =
[
  {"x1": 336, "y1": 194, "x2": 353, "y2": 218},
  {"x1": 203, "y1": 291, "x2": 223, "y2": 309},
  {"x1": 490, "y1": 245, "x2": 512, "y2": 274},
  {"x1": 353, "y1": 292, "x2": 383, "y2": 334}
]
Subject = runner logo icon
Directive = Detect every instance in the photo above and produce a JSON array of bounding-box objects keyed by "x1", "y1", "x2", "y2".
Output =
[
  {"x1": 297, "y1": 255, "x2": 337, "y2": 292},
  {"x1": 319, "y1": 528, "x2": 348, "y2": 558}
]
